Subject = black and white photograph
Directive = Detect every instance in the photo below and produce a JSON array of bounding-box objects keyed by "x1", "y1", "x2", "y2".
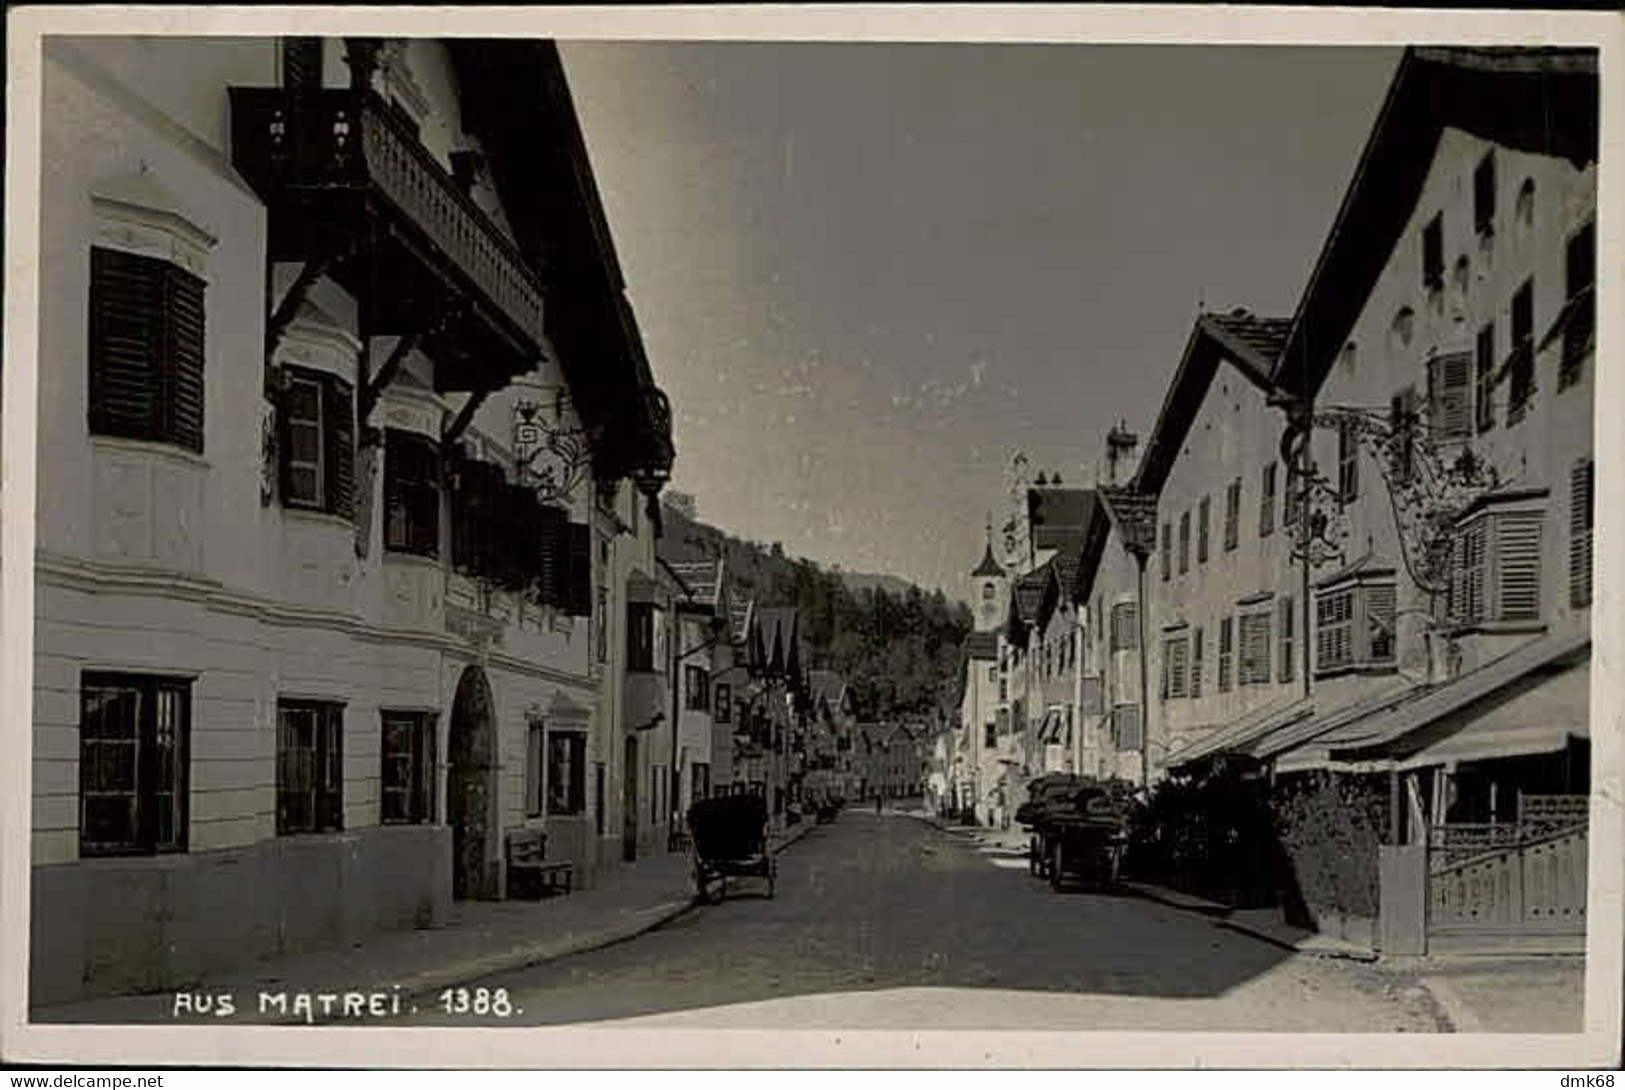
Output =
[{"x1": 2, "y1": 4, "x2": 1620, "y2": 1071}]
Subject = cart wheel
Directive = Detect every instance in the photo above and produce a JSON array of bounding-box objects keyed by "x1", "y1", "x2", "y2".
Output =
[{"x1": 1049, "y1": 840, "x2": 1065, "y2": 891}]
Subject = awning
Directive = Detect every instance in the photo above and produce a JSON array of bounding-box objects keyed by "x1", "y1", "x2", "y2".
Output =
[
  {"x1": 1166, "y1": 696, "x2": 1315, "y2": 770},
  {"x1": 1325, "y1": 632, "x2": 1589, "y2": 766},
  {"x1": 1388, "y1": 658, "x2": 1589, "y2": 770},
  {"x1": 1265, "y1": 682, "x2": 1424, "y2": 774}
]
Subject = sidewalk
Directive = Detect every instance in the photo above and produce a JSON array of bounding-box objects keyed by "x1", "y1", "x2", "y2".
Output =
[
  {"x1": 33, "y1": 822, "x2": 815, "y2": 1026},
  {"x1": 1403, "y1": 955, "x2": 1587, "y2": 1033}
]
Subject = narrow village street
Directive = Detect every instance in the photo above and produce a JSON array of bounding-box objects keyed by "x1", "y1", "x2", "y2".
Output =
[{"x1": 406, "y1": 811, "x2": 1442, "y2": 1031}]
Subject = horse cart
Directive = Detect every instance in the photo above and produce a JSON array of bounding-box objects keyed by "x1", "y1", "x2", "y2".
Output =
[
  {"x1": 687, "y1": 793, "x2": 778, "y2": 902},
  {"x1": 1016, "y1": 774, "x2": 1133, "y2": 891}
]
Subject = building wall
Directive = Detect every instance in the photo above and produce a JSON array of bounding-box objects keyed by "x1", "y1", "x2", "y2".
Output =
[
  {"x1": 1080, "y1": 535, "x2": 1145, "y2": 784},
  {"x1": 1151, "y1": 362, "x2": 1304, "y2": 765}
]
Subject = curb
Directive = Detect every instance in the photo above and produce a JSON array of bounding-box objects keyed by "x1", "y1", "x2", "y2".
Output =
[
  {"x1": 1416, "y1": 975, "x2": 1483, "y2": 1033},
  {"x1": 1214, "y1": 918, "x2": 1380, "y2": 962},
  {"x1": 1118, "y1": 880, "x2": 1233, "y2": 918}
]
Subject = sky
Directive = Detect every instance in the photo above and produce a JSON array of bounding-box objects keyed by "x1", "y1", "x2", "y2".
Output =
[{"x1": 558, "y1": 42, "x2": 1402, "y2": 604}]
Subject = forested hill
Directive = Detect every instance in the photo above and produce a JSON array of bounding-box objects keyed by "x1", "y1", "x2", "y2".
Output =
[{"x1": 660, "y1": 504, "x2": 972, "y2": 722}]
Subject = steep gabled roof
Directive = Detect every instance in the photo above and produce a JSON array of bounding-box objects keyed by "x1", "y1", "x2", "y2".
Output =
[
  {"x1": 1026, "y1": 487, "x2": 1097, "y2": 552},
  {"x1": 1273, "y1": 46, "x2": 1598, "y2": 403},
  {"x1": 970, "y1": 537, "x2": 1004, "y2": 579},
  {"x1": 1130, "y1": 310, "x2": 1291, "y2": 499}
]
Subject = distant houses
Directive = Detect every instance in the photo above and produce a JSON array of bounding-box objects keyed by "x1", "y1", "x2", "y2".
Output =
[{"x1": 953, "y1": 46, "x2": 1596, "y2": 956}]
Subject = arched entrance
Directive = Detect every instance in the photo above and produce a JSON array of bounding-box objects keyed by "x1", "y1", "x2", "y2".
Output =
[{"x1": 448, "y1": 665, "x2": 500, "y2": 900}]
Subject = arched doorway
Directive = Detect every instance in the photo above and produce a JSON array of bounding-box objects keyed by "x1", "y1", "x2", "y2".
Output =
[
  {"x1": 623, "y1": 734, "x2": 639, "y2": 862},
  {"x1": 448, "y1": 665, "x2": 499, "y2": 900}
]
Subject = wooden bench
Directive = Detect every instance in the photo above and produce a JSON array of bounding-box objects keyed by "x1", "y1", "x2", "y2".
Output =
[{"x1": 505, "y1": 829, "x2": 573, "y2": 899}]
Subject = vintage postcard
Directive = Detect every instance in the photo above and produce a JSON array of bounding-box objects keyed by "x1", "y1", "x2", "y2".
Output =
[{"x1": 2, "y1": 3, "x2": 1620, "y2": 1071}]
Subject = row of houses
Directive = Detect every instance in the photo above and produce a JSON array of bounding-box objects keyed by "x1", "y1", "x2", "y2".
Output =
[
  {"x1": 947, "y1": 47, "x2": 1596, "y2": 954},
  {"x1": 23, "y1": 33, "x2": 858, "y2": 1007}
]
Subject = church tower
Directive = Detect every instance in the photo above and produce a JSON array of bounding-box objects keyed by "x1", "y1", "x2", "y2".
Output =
[{"x1": 970, "y1": 515, "x2": 1009, "y2": 633}]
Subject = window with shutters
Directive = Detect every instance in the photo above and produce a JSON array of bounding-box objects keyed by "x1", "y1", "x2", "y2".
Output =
[
  {"x1": 1278, "y1": 596, "x2": 1296, "y2": 684},
  {"x1": 1178, "y1": 511, "x2": 1190, "y2": 575},
  {"x1": 1191, "y1": 627, "x2": 1204, "y2": 698},
  {"x1": 1507, "y1": 279, "x2": 1535, "y2": 422},
  {"x1": 1198, "y1": 496, "x2": 1211, "y2": 563},
  {"x1": 276, "y1": 700, "x2": 344, "y2": 835},
  {"x1": 984, "y1": 721, "x2": 997, "y2": 749},
  {"x1": 1427, "y1": 351, "x2": 1473, "y2": 442},
  {"x1": 380, "y1": 710, "x2": 435, "y2": 825},
  {"x1": 1218, "y1": 616, "x2": 1234, "y2": 693},
  {"x1": 1474, "y1": 324, "x2": 1496, "y2": 433},
  {"x1": 79, "y1": 673, "x2": 190, "y2": 857},
  {"x1": 1224, "y1": 480, "x2": 1241, "y2": 551},
  {"x1": 1315, "y1": 580, "x2": 1397, "y2": 675},
  {"x1": 1283, "y1": 461, "x2": 1302, "y2": 528},
  {"x1": 1162, "y1": 635, "x2": 1189, "y2": 700},
  {"x1": 1160, "y1": 522, "x2": 1172, "y2": 582},
  {"x1": 1112, "y1": 703, "x2": 1142, "y2": 752},
  {"x1": 383, "y1": 429, "x2": 441, "y2": 558},
  {"x1": 1260, "y1": 464, "x2": 1276, "y2": 537},
  {"x1": 1337, "y1": 419, "x2": 1359, "y2": 502},
  {"x1": 1081, "y1": 675, "x2": 1104, "y2": 715},
  {"x1": 1238, "y1": 611, "x2": 1272, "y2": 686},
  {"x1": 281, "y1": 37, "x2": 323, "y2": 89},
  {"x1": 1390, "y1": 387, "x2": 1419, "y2": 483},
  {"x1": 628, "y1": 603, "x2": 657, "y2": 672},
  {"x1": 1110, "y1": 601, "x2": 1138, "y2": 652},
  {"x1": 1570, "y1": 460, "x2": 1594, "y2": 608},
  {"x1": 595, "y1": 585, "x2": 609, "y2": 663},
  {"x1": 684, "y1": 665, "x2": 710, "y2": 711},
  {"x1": 449, "y1": 457, "x2": 507, "y2": 579},
  {"x1": 1422, "y1": 213, "x2": 1445, "y2": 294},
  {"x1": 1450, "y1": 505, "x2": 1545, "y2": 628},
  {"x1": 1474, "y1": 152, "x2": 1496, "y2": 236},
  {"x1": 88, "y1": 247, "x2": 206, "y2": 453},
  {"x1": 1560, "y1": 221, "x2": 1595, "y2": 390}
]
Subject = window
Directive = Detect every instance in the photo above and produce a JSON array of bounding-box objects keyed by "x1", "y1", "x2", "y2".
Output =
[
  {"x1": 1178, "y1": 511, "x2": 1191, "y2": 575},
  {"x1": 1162, "y1": 635, "x2": 1190, "y2": 700},
  {"x1": 276, "y1": 700, "x2": 343, "y2": 835},
  {"x1": 1337, "y1": 418, "x2": 1359, "y2": 503},
  {"x1": 1218, "y1": 616, "x2": 1234, "y2": 693},
  {"x1": 1110, "y1": 601, "x2": 1139, "y2": 652},
  {"x1": 691, "y1": 763, "x2": 711, "y2": 804},
  {"x1": 79, "y1": 673, "x2": 190, "y2": 856},
  {"x1": 1422, "y1": 213, "x2": 1444, "y2": 293},
  {"x1": 1160, "y1": 522, "x2": 1172, "y2": 582},
  {"x1": 987, "y1": 665, "x2": 997, "y2": 684},
  {"x1": 627, "y1": 602, "x2": 657, "y2": 671},
  {"x1": 1224, "y1": 480, "x2": 1241, "y2": 551},
  {"x1": 594, "y1": 763, "x2": 606, "y2": 834},
  {"x1": 281, "y1": 37, "x2": 322, "y2": 89},
  {"x1": 984, "y1": 721, "x2": 997, "y2": 749},
  {"x1": 1471, "y1": 325, "x2": 1496, "y2": 434},
  {"x1": 684, "y1": 665, "x2": 710, "y2": 711},
  {"x1": 1257, "y1": 464, "x2": 1276, "y2": 538},
  {"x1": 1427, "y1": 351, "x2": 1472, "y2": 442},
  {"x1": 1316, "y1": 580, "x2": 1397, "y2": 675},
  {"x1": 1283, "y1": 461, "x2": 1301, "y2": 528},
  {"x1": 1191, "y1": 627, "x2": 1204, "y2": 698},
  {"x1": 1198, "y1": 496, "x2": 1211, "y2": 563},
  {"x1": 982, "y1": 582, "x2": 996, "y2": 602},
  {"x1": 1279, "y1": 596, "x2": 1296, "y2": 684},
  {"x1": 88, "y1": 247, "x2": 206, "y2": 453},
  {"x1": 1560, "y1": 221, "x2": 1596, "y2": 390},
  {"x1": 525, "y1": 720, "x2": 545, "y2": 817},
  {"x1": 1239, "y1": 611, "x2": 1272, "y2": 686},
  {"x1": 383, "y1": 429, "x2": 441, "y2": 557},
  {"x1": 548, "y1": 731, "x2": 586, "y2": 815},
  {"x1": 1389, "y1": 387, "x2": 1419, "y2": 483},
  {"x1": 1474, "y1": 152, "x2": 1496, "y2": 236},
  {"x1": 1112, "y1": 704, "x2": 1142, "y2": 752},
  {"x1": 1571, "y1": 460, "x2": 1595, "y2": 608},
  {"x1": 714, "y1": 683, "x2": 732, "y2": 724},
  {"x1": 280, "y1": 369, "x2": 354, "y2": 517},
  {"x1": 595, "y1": 585, "x2": 609, "y2": 664},
  {"x1": 1081, "y1": 675, "x2": 1104, "y2": 715},
  {"x1": 1508, "y1": 279, "x2": 1535, "y2": 420},
  {"x1": 1450, "y1": 506, "x2": 1544, "y2": 627},
  {"x1": 380, "y1": 710, "x2": 435, "y2": 825}
]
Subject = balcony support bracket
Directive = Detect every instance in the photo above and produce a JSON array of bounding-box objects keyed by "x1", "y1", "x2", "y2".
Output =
[
  {"x1": 442, "y1": 383, "x2": 498, "y2": 448},
  {"x1": 265, "y1": 246, "x2": 347, "y2": 361}
]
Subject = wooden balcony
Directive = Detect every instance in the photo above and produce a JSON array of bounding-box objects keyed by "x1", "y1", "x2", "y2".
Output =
[{"x1": 230, "y1": 88, "x2": 545, "y2": 389}]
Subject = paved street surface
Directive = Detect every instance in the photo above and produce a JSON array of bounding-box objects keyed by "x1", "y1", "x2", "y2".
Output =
[{"x1": 407, "y1": 812, "x2": 1445, "y2": 1031}]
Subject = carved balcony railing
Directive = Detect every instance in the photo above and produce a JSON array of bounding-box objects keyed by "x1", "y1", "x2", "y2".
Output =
[{"x1": 230, "y1": 88, "x2": 545, "y2": 356}]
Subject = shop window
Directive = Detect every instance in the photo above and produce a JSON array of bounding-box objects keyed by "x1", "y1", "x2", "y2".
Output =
[
  {"x1": 79, "y1": 673, "x2": 190, "y2": 857},
  {"x1": 276, "y1": 700, "x2": 344, "y2": 835},
  {"x1": 380, "y1": 710, "x2": 435, "y2": 825}
]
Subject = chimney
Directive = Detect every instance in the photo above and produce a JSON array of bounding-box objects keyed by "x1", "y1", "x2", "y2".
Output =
[{"x1": 1105, "y1": 421, "x2": 1140, "y2": 486}]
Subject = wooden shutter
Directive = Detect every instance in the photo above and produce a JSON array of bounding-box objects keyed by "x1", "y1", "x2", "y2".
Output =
[
  {"x1": 1363, "y1": 583, "x2": 1398, "y2": 662},
  {"x1": 164, "y1": 266, "x2": 206, "y2": 453},
  {"x1": 1218, "y1": 616, "x2": 1233, "y2": 692},
  {"x1": 1240, "y1": 612, "x2": 1271, "y2": 685},
  {"x1": 1278, "y1": 596, "x2": 1295, "y2": 683},
  {"x1": 566, "y1": 523, "x2": 593, "y2": 616},
  {"x1": 1428, "y1": 352, "x2": 1472, "y2": 441},
  {"x1": 1571, "y1": 460, "x2": 1595, "y2": 608},
  {"x1": 1114, "y1": 705, "x2": 1142, "y2": 752},
  {"x1": 88, "y1": 248, "x2": 163, "y2": 442},
  {"x1": 1451, "y1": 520, "x2": 1488, "y2": 625},
  {"x1": 1191, "y1": 629, "x2": 1203, "y2": 698},
  {"x1": 533, "y1": 503, "x2": 567, "y2": 603},
  {"x1": 1495, "y1": 510, "x2": 1543, "y2": 622},
  {"x1": 323, "y1": 376, "x2": 355, "y2": 518},
  {"x1": 1224, "y1": 481, "x2": 1241, "y2": 550}
]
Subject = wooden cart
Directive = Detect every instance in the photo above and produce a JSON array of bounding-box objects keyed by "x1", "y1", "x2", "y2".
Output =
[{"x1": 687, "y1": 793, "x2": 778, "y2": 903}]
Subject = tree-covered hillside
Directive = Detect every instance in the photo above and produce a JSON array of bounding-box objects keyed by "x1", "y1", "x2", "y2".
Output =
[{"x1": 661, "y1": 504, "x2": 972, "y2": 722}]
